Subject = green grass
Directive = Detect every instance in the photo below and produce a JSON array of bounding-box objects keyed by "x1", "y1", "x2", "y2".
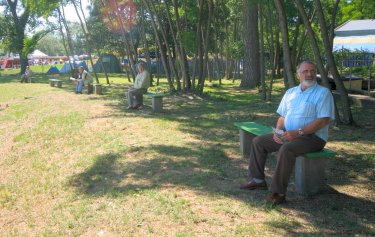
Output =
[{"x1": 0, "y1": 72, "x2": 374, "y2": 236}]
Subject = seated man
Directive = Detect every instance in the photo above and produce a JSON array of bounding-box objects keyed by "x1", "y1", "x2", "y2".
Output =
[
  {"x1": 239, "y1": 60, "x2": 335, "y2": 205},
  {"x1": 20, "y1": 66, "x2": 32, "y2": 83},
  {"x1": 126, "y1": 63, "x2": 150, "y2": 109},
  {"x1": 71, "y1": 66, "x2": 93, "y2": 94}
]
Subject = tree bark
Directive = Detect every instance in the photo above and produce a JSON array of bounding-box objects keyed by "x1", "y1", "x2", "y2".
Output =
[
  {"x1": 266, "y1": 0, "x2": 276, "y2": 101},
  {"x1": 173, "y1": 0, "x2": 191, "y2": 92},
  {"x1": 259, "y1": 4, "x2": 266, "y2": 100},
  {"x1": 274, "y1": 0, "x2": 295, "y2": 88},
  {"x1": 241, "y1": 0, "x2": 260, "y2": 88},
  {"x1": 143, "y1": 0, "x2": 175, "y2": 92},
  {"x1": 313, "y1": 0, "x2": 354, "y2": 125},
  {"x1": 71, "y1": 0, "x2": 100, "y2": 84}
]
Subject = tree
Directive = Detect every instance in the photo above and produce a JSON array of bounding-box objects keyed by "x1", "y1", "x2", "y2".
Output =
[
  {"x1": 1, "y1": 0, "x2": 60, "y2": 73},
  {"x1": 36, "y1": 33, "x2": 65, "y2": 56},
  {"x1": 274, "y1": 0, "x2": 295, "y2": 88},
  {"x1": 241, "y1": 0, "x2": 260, "y2": 88}
]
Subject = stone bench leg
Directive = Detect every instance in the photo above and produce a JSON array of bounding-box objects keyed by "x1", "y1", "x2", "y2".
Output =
[
  {"x1": 87, "y1": 84, "x2": 94, "y2": 94},
  {"x1": 57, "y1": 81, "x2": 62, "y2": 88},
  {"x1": 49, "y1": 81, "x2": 55, "y2": 87},
  {"x1": 239, "y1": 130, "x2": 256, "y2": 159},
  {"x1": 294, "y1": 156, "x2": 326, "y2": 195},
  {"x1": 152, "y1": 97, "x2": 163, "y2": 112},
  {"x1": 95, "y1": 84, "x2": 102, "y2": 95}
]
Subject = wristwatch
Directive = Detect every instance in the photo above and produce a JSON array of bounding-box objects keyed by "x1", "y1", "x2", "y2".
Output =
[{"x1": 298, "y1": 128, "x2": 304, "y2": 136}]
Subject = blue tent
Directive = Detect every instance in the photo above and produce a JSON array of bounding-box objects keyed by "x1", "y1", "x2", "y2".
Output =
[
  {"x1": 47, "y1": 66, "x2": 60, "y2": 74},
  {"x1": 60, "y1": 61, "x2": 89, "y2": 74}
]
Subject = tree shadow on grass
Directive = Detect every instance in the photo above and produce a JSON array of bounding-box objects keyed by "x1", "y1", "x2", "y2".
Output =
[
  {"x1": 68, "y1": 144, "x2": 267, "y2": 201},
  {"x1": 69, "y1": 144, "x2": 375, "y2": 235},
  {"x1": 266, "y1": 191, "x2": 375, "y2": 236}
]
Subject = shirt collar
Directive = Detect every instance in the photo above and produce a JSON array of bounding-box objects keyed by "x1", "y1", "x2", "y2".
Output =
[{"x1": 298, "y1": 83, "x2": 317, "y2": 94}]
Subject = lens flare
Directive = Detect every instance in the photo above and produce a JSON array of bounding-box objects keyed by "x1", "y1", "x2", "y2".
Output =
[{"x1": 100, "y1": 0, "x2": 137, "y2": 33}]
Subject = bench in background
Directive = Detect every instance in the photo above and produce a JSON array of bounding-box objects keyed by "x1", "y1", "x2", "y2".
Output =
[
  {"x1": 49, "y1": 79, "x2": 63, "y2": 88},
  {"x1": 234, "y1": 121, "x2": 336, "y2": 195},
  {"x1": 144, "y1": 93, "x2": 169, "y2": 112}
]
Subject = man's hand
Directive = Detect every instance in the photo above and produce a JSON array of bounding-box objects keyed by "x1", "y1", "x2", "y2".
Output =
[
  {"x1": 282, "y1": 130, "x2": 300, "y2": 141},
  {"x1": 273, "y1": 133, "x2": 283, "y2": 144}
]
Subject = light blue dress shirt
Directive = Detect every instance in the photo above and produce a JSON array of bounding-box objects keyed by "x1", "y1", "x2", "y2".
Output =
[{"x1": 276, "y1": 84, "x2": 335, "y2": 141}]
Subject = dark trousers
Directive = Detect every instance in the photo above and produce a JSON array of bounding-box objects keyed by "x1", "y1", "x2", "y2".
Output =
[
  {"x1": 126, "y1": 88, "x2": 147, "y2": 108},
  {"x1": 249, "y1": 133, "x2": 326, "y2": 194}
]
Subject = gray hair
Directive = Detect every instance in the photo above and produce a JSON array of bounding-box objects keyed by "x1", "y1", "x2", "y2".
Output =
[
  {"x1": 297, "y1": 60, "x2": 316, "y2": 73},
  {"x1": 137, "y1": 63, "x2": 145, "y2": 71}
]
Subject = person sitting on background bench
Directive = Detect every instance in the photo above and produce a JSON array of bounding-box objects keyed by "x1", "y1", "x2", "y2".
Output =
[
  {"x1": 20, "y1": 66, "x2": 32, "y2": 83},
  {"x1": 71, "y1": 66, "x2": 93, "y2": 94},
  {"x1": 239, "y1": 60, "x2": 335, "y2": 205},
  {"x1": 126, "y1": 63, "x2": 150, "y2": 109}
]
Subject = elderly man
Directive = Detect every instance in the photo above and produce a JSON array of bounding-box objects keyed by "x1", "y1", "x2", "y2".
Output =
[
  {"x1": 126, "y1": 63, "x2": 150, "y2": 109},
  {"x1": 72, "y1": 66, "x2": 93, "y2": 94},
  {"x1": 240, "y1": 60, "x2": 335, "y2": 205}
]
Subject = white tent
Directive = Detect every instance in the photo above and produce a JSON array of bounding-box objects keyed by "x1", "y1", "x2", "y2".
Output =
[{"x1": 29, "y1": 50, "x2": 48, "y2": 58}]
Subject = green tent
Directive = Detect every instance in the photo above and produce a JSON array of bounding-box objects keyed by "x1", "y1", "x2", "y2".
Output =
[{"x1": 93, "y1": 54, "x2": 122, "y2": 73}]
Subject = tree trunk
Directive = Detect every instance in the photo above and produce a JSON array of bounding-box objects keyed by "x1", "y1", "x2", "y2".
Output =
[
  {"x1": 241, "y1": 0, "x2": 260, "y2": 88},
  {"x1": 313, "y1": 0, "x2": 354, "y2": 125},
  {"x1": 173, "y1": 0, "x2": 191, "y2": 92},
  {"x1": 152, "y1": 1, "x2": 179, "y2": 91},
  {"x1": 274, "y1": 0, "x2": 295, "y2": 88},
  {"x1": 259, "y1": 4, "x2": 266, "y2": 100},
  {"x1": 140, "y1": 2, "x2": 153, "y2": 86},
  {"x1": 143, "y1": 0, "x2": 175, "y2": 92},
  {"x1": 72, "y1": 1, "x2": 100, "y2": 84},
  {"x1": 164, "y1": 0, "x2": 182, "y2": 91},
  {"x1": 196, "y1": 0, "x2": 205, "y2": 93},
  {"x1": 200, "y1": 0, "x2": 213, "y2": 93},
  {"x1": 266, "y1": 0, "x2": 276, "y2": 101},
  {"x1": 295, "y1": 0, "x2": 329, "y2": 87},
  {"x1": 291, "y1": 16, "x2": 302, "y2": 68}
]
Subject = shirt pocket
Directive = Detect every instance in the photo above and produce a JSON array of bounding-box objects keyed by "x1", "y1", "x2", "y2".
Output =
[{"x1": 291, "y1": 102, "x2": 316, "y2": 118}]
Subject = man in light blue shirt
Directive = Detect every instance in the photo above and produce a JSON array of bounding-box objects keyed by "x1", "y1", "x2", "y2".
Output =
[{"x1": 240, "y1": 60, "x2": 335, "y2": 205}]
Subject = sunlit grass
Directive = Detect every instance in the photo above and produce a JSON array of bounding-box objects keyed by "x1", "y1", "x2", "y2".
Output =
[{"x1": 0, "y1": 73, "x2": 374, "y2": 236}]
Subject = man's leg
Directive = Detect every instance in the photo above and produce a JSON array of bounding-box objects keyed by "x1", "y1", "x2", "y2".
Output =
[
  {"x1": 241, "y1": 134, "x2": 281, "y2": 190},
  {"x1": 20, "y1": 75, "x2": 25, "y2": 83},
  {"x1": 249, "y1": 133, "x2": 282, "y2": 180},
  {"x1": 76, "y1": 80, "x2": 84, "y2": 93},
  {"x1": 126, "y1": 90, "x2": 135, "y2": 108},
  {"x1": 270, "y1": 134, "x2": 326, "y2": 195},
  {"x1": 132, "y1": 89, "x2": 147, "y2": 108}
]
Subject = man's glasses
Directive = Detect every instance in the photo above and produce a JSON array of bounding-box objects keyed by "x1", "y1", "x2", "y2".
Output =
[{"x1": 300, "y1": 69, "x2": 316, "y2": 75}]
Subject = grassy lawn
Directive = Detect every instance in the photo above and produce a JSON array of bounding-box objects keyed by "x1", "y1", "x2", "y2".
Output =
[{"x1": 0, "y1": 72, "x2": 374, "y2": 236}]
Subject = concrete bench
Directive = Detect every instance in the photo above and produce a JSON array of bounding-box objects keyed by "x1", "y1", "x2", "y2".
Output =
[
  {"x1": 49, "y1": 79, "x2": 63, "y2": 88},
  {"x1": 234, "y1": 121, "x2": 336, "y2": 195},
  {"x1": 144, "y1": 93, "x2": 169, "y2": 112}
]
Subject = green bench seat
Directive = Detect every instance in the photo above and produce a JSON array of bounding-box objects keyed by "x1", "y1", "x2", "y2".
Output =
[{"x1": 234, "y1": 121, "x2": 336, "y2": 195}]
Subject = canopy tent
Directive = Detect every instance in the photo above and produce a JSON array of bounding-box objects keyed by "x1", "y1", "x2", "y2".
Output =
[
  {"x1": 29, "y1": 50, "x2": 48, "y2": 58},
  {"x1": 93, "y1": 54, "x2": 122, "y2": 73},
  {"x1": 60, "y1": 61, "x2": 89, "y2": 73},
  {"x1": 333, "y1": 19, "x2": 375, "y2": 52}
]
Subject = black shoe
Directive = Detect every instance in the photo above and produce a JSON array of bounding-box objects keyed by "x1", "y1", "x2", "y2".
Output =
[
  {"x1": 239, "y1": 180, "x2": 268, "y2": 190},
  {"x1": 266, "y1": 193, "x2": 286, "y2": 205}
]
